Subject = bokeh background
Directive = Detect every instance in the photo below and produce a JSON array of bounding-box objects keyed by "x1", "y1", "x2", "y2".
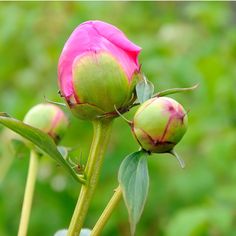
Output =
[{"x1": 0, "y1": 2, "x2": 236, "y2": 236}]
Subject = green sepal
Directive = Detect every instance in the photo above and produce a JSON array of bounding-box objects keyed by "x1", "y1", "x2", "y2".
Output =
[
  {"x1": 70, "y1": 103, "x2": 106, "y2": 120},
  {"x1": 122, "y1": 72, "x2": 139, "y2": 108},
  {"x1": 155, "y1": 84, "x2": 198, "y2": 97},
  {"x1": 118, "y1": 150, "x2": 149, "y2": 235},
  {"x1": 43, "y1": 97, "x2": 67, "y2": 107},
  {"x1": 136, "y1": 75, "x2": 154, "y2": 103},
  {"x1": 169, "y1": 149, "x2": 186, "y2": 169}
]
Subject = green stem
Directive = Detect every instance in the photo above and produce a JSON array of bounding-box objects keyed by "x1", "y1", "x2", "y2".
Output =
[
  {"x1": 91, "y1": 185, "x2": 122, "y2": 236},
  {"x1": 18, "y1": 150, "x2": 39, "y2": 236},
  {"x1": 67, "y1": 119, "x2": 113, "y2": 236}
]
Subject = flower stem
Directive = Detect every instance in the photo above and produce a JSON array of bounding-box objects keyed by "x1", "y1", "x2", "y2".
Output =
[
  {"x1": 67, "y1": 119, "x2": 113, "y2": 236},
  {"x1": 91, "y1": 185, "x2": 122, "y2": 236},
  {"x1": 18, "y1": 150, "x2": 39, "y2": 236}
]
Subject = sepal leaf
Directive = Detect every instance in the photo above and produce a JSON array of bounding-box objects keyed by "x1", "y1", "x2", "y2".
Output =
[
  {"x1": 43, "y1": 96, "x2": 67, "y2": 107},
  {"x1": 136, "y1": 75, "x2": 154, "y2": 103},
  {"x1": 155, "y1": 84, "x2": 198, "y2": 97}
]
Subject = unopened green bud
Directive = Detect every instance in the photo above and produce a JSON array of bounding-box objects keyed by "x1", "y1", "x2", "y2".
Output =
[
  {"x1": 70, "y1": 52, "x2": 138, "y2": 120},
  {"x1": 132, "y1": 97, "x2": 188, "y2": 153},
  {"x1": 24, "y1": 103, "x2": 69, "y2": 143}
]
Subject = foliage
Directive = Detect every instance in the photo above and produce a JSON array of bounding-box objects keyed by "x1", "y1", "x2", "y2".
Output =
[
  {"x1": 118, "y1": 151, "x2": 149, "y2": 235},
  {"x1": 0, "y1": 2, "x2": 236, "y2": 236}
]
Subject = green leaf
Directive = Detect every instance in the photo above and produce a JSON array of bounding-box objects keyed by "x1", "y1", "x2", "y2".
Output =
[
  {"x1": 136, "y1": 75, "x2": 154, "y2": 103},
  {"x1": 155, "y1": 84, "x2": 198, "y2": 97},
  {"x1": 0, "y1": 113, "x2": 83, "y2": 183},
  {"x1": 118, "y1": 150, "x2": 149, "y2": 235}
]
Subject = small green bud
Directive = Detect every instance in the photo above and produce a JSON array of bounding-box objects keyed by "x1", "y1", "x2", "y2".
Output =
[
  {"x1": 23, "y1": 103, "x2": 69, "y2": 143},
  {"x1": 132, "y1": 97, "x2": 188, "y2": 153}
]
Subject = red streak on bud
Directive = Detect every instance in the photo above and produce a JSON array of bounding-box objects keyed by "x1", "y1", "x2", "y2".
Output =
[
  {"x1": 48, "y1": 109, "x2": 63, "y2": 138},
  {"x1": 160, "y1": 116, "x2": 173, "y2": 142},
  {"x1": 160, "y1": 101, "x2": 186, "y2": 141}
]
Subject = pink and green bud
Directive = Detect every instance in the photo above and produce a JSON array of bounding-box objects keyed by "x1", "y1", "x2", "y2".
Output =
[
  {"x1": 23, "y1": 103, "x2": 69, "y2": 143},
  {"x1": 58, "y1": 20, "x2": 141, "y2": 120},
  {"x1": 132, "y1": 97, "x2": 188, "y2": 153}
]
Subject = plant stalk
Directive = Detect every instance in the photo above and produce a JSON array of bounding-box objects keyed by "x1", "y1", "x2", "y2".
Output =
[
  {"x1": 18, "y1": 150, "x2": 39, "y2": 236},
  {"x1": 67, "y1": 119, "x2": 113, "y2": 236},
  {"x1": 91, "y1": 185, "x2": 122, "y2": 236}
]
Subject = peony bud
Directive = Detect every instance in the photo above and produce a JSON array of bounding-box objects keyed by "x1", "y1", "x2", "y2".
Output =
[
  {"x1": 132, "y1": 97, "x2": 188, "y2": 153},
  {"x1": 58, "y1": 20, "x2": 141, "y2": 120},
  {"x1": 23, "y1": 103, "x2": 69, "y2": 144}
]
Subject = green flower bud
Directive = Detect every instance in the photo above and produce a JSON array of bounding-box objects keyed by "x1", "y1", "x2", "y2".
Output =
[
  {"x1": 23, "y1": 103, "x2": 69, "y2": 143},
  {"x1": 69, "y1": 52, "x2": 138, "y2": 120},
  {"x1": 132, "y1": 97, "x2": 188, "y2": 153}
]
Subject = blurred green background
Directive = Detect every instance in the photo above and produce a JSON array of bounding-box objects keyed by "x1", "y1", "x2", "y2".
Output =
[{"x1": 0, "y1": 2, "x2": 236, "y2": 236}]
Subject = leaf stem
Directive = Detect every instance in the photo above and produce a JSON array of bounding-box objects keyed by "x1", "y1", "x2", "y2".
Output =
[
  {"x1": 91, "y1": 185, "x2": 122, "y2": 236},
  {"x1": 18, "y1": 150, "x2": 39, "y2": 236},
  {"x1": 67, "y1": 119, "x2": 113, "y2": 236}
]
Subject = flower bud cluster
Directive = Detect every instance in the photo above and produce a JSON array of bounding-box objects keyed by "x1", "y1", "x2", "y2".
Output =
[{"x1": 58, "y1": 20, "x2": 189, "y2": 154}]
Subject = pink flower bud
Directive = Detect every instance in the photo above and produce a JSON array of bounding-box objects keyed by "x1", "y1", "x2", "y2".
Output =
[
  {"x1": 58, "y1": 20, "x2": 141, "y2": 120},
  {"x1": 132, "y1": 97, "x2": 188, "y2": 153},
  {"x1": 24, "y1": 103, "x2": 69, "y2": 143}
]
